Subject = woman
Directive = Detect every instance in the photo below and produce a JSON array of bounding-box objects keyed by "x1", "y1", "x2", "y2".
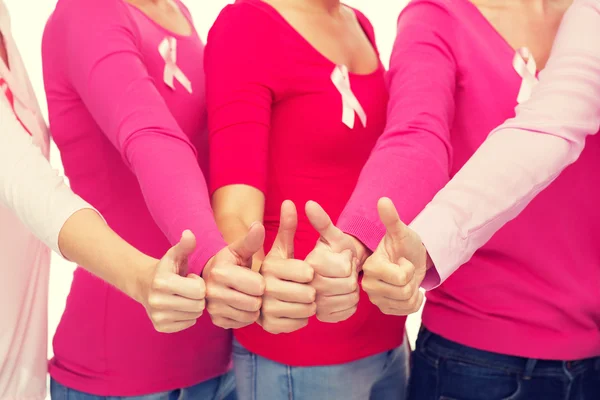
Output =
[
  {"x1": 336, "y1": 0, "x2": 600, "y2": 398},
  {"x1": 42, "y1": 0, "x2": 264, "y2": 398},
  {"x1": 205, "y1": 0, "x2": 409, "y2": 398},
  {"x1": 0, "y1": 1, "x2": 226, "y2": 398}
]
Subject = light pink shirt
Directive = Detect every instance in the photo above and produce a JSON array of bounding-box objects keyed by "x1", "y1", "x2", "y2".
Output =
[
  {"x1": 0, "y1": 1, "x2": 91, "y2": 399},
  {"x1": 411, "y1": 0, "x2": 600, "y2": 285}
]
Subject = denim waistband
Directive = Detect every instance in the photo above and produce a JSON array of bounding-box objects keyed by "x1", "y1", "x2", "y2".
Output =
[{"x1": 418, "y1": 327, "x2": 600, "y2": 379}]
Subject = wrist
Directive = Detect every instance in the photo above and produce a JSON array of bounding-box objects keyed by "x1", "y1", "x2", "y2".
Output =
[{"x1": 127, "y1": 255, "x2": 158, "y2": 304}]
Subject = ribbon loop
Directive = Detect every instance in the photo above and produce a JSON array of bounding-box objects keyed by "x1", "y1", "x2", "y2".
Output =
[
  {"x1": 158, "y1": 37, "x2": 192, "y2": 94},
  {"x1": 513, "y1": 47, "x2": 538, "y2": 104},
  {"x1": 331, "y1": 65, "x2": 367, "y2": 129}
]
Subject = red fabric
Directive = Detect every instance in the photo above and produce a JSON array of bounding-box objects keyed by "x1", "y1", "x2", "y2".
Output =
[{"x1": 206, "y1": 0, "x2": 406, "y2": 367}]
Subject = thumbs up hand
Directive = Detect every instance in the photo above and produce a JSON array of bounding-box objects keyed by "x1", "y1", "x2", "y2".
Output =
[
  {"x1": 305, "y1": 201, "x2": 364, "y2": 323},
  {"x1": 259, "y1": 200, "x2": 317, "y2": 334},
  {"x1": 141, "y1": 230, "x2": 208, "y2": 333},
  {"x1": 362, "y1": 198, "x2": 428, "y2": 316},
  {"x1": 203, "y1": 222, "x2": 267, "y2": 329}
]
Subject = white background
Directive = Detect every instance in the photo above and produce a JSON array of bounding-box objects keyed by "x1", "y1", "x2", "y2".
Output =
[{"x1": 3, "y1": 0, "x2": 421, "y2": 360}]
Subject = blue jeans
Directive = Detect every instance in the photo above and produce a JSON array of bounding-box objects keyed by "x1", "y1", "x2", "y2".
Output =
[
  {"x1": 50, "y1": 372, "x2": 236, "y2": 400},
  {"x1": 232, "y1": 337, "x2": 410, "y2": 400},
  {"x1": 408, "y1": 327, "x2": 600, "y2": 400}
]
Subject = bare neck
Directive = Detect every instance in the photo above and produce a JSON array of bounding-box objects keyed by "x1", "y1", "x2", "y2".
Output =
[{"x1": 282, "y1": 0, "x2": 342, "y2": 14}]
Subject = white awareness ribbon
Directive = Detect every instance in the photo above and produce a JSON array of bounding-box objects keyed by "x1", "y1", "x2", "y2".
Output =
[
  {"x1": 512, "y1": 47, "x2": 538, "y2": 104},
  {"x1": 158, "y1": 37, "x2": 192, "y2": 94},
  {"x1": 331, "y1": 65, "x2": 367, "y2": 129}
]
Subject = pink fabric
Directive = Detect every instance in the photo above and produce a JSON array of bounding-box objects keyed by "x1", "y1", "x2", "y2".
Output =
[
  {"x1": 338, "y1": 0, "x2": 600, "y2": 360},
  {"x1": 42, "y1": 0, "x2": 229, "y2": 395}
]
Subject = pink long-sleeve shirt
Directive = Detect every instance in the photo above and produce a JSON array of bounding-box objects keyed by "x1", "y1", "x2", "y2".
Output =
[
  {"x1": 338, "y1": 0, "x2": 600, "y2": 360},
  {"x1": 42, "y1": 0, "x2": 229, "y2": 395},
  {"x1": 0, "y1": 3, "x2": 92, "y2": 398},
  {"x1": 411, "y1": 0, "x2": 600, "y2": 283}
]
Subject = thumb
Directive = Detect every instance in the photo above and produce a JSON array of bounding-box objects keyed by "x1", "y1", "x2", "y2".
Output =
[
  {"x1": 306, "y1": 200, "x2": 352, "y2": 253},
  {"x1": 377, "y1": 198, "x2": 408, "y2": 240},
  {"x1": 229, "y1": 222, "x2": 266, "y2": 263},
  {"x1": 161, "y1": 230, "x2": 197, "y2": 274},
  {"x1": 273, "y1": 200, "x2": 297, "y2": 258}
]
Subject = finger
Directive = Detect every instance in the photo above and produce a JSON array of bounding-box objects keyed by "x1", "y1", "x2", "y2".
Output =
[
  {"x1": 307, "y1": 250, "x2": 352, "y2": 278},
  {"x1": 305, "y1": 201, "x2": 355, "y2": 254},
  {"x1": 207, "y1": 285, "x2": 262, "y2": 312},
  {"x1": 211, "y1": 316, "x2": 251, "y2": 330},
  {"x1": 265, "y1": 277, "x2": 316, "y2": 303},
  {"x1": 311, "y1": 273, "x2": 358, "y2": 296},
  {"x1": 206, "y1": 302, "x2": 260, "y2": 324},
  {"x1": 210, "y1": 264, "x2": 265, "y2": 297},
  {"x1": 263, "y1": 298, "x2": 317, "y2": 319},
  {"x1": 158, "y1": 230, "x2": 197, "y2": 276},
  {"x1": 377, "y1": 197, "x2": 408, "y2": 239},
  {"x1": 154, "y1": 319, "x2": 197, "y2": 334},
  {"x1": 316, "y1": 291, "x2": 360, "y2": 313},
  {"x1": 361, "y1": 275, "x2": 415, "y2": 301},
  {"x1": 147, "y1": 292, "x2": 206, "y2": 313},
  {"x1": 263, "y1": 258, "x2": 314, "y2": 283},
  {"x1": 153, "y1": 273, "x2": 206, "y2": 300},
  {"x1": 260, "y1": 316, "x2": 309, "y2": 335},
  {"x1": 229, "y1": 222, "x2": 266, "y2": 264},
  {"x1": 151, "y1": 310, "x2": 202, "y2": 326},
  {"x1": 363, "y1": 256, "x2": 414, "y2": 287},
  {"x1": 317, "y1": 304, "x2": 358, "y2": 323},
  {"x1": 273, "y1": 200, "x2": 298, "y2": 258},
  {"x1": 372, "y1": 289, "x2": 424, "y2": 316}
]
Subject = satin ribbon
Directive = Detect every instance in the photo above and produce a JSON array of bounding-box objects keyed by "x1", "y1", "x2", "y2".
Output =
[
  {"x1": 331, "y1": 65, "x2": 367, "y2": 129},
  {"x1": 513, "y1": 47, "x2": 538, "y2": 104},
  {"x1": 158, "y1": 37, "x2": 192, "y2": 94}
]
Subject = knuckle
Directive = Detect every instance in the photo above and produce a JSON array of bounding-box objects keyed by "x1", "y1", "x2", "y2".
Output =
[
  {"x1": 303, "y1": 265, "x2": 315, "y2": 282},
  {"x1": 306, "y1": 286, "x2": 317, "y2": 302},
  {"x1": 152, "y1": 276, "x2": 168, "y2": 291},
  {"x1": 147, "y1": 294, "x2": 161, "y2": 308},
  {"x1": 249, "y1": 297, "x2": 263, "y2": 312},
  {"x1": 196, "y1": 299, "x2": 206, "y2": 313},
  {"x1": 210, "y1": 266, "x2": 227, "y2": 283}
]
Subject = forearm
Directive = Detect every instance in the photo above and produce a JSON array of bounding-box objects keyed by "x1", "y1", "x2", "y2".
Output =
[{"x1": 58, "y1": 208, "x2": 156, "y2": 303}]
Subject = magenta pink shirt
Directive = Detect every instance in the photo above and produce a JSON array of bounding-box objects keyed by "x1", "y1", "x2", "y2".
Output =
[
  {"x1": 42, "y1": 0, "x2": 229, "y2": 395},
  {"x1": 339, "y1": 0, "x2": 600, "y2": 360},
  {"x1": 411, "y1": 0, "x2": 600, "y2": 282},
  {"x1": 206, "y1": 0, "x2": 404, "y2": 366}
]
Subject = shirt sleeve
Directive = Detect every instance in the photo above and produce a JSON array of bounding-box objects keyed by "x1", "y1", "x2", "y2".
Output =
[
  {"x1": 337, "y1": 2, "x2": 457, "y2": 275},
  {"x1": 205, "y1": 5, "x2": 274, "y2": 194},
  {"x1": 54, "y1": 0, "x2": 225, "y2": 273},
  {"x1": 0, "y1": 96, "x2": 92, "y2": 256},
  {"x1": 409, "y1": 0, "x2": 600, "y2": 288}
]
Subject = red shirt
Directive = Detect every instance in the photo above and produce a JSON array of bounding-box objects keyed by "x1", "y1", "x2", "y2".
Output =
[{"x1": 206, "y1": 0, "x2": 405, "y2": 366}]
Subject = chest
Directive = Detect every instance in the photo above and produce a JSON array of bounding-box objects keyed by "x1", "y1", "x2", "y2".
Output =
[
  {"x1": 269, "y1": 65, "x2": 388, "y2": 176},
  {"x1": 262, "y1": 2, "x2": 379, "y2": 74},
  {"x1": 474, "y1": 2, "x2": 572, "y2": 69},
  {"x1": 130, "y1": 12, "x2": 207, "y2": 137}
]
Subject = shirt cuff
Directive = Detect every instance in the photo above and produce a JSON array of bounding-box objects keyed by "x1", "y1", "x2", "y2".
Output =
[
  {"x1": 409, "y1": 203, "x2": 468, "y2": 290},
  {"x1": 48, "y1": 186, "x2": 100, "y2": 257},
  {"x1": 188, "y1": 233, "x2": 226, "y2": 275},
  {"x1": 337, "y1": 214, "x2": 386, "y2": 252}
]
